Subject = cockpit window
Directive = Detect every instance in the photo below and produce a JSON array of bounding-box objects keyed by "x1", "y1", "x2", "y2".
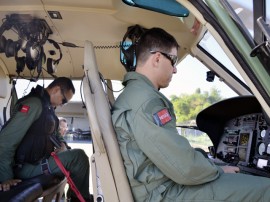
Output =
[
  {"x1": 122, "y1": 0, "x2": 189, "y2": 17},
  {"x1": 15, "y1": 79, "x2": 83, "y2": 102},
  {"x1": 227, "y1": 0, "x2": 270, "y2": 39},
  {"x1": 198, "y1": 31, "x2": 246, "y2": 85}
]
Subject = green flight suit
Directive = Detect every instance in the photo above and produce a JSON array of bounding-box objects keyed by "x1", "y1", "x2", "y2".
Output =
[
  {"x1": 0, "y1": 90, "x2": 90, "y2": 198},
  {"x1": 112, "y1": 72, "x2": 270, "y2": 201}
]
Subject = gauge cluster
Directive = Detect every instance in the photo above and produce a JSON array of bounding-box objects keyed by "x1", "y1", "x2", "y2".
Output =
[{"x1": 216, "y1": 113, "x2": 270, "y2": 177}]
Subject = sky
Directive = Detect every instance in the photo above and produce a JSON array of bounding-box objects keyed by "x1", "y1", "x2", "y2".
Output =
[{"x1": 160, "y1": 55, "x2": 237, "y2": 99}]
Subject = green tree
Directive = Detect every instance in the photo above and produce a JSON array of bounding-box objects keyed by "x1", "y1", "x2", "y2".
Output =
[{"x1": 170, "y1": 87, "x2": 222, "y2": 123}]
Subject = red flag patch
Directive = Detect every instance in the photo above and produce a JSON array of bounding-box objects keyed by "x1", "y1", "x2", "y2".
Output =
[
  {"x1": 153, "y1": 108, "x2": 172, "y2": 126},
  {"x1": 20, "y1": 105, "x2": 30, "y2": 113}
]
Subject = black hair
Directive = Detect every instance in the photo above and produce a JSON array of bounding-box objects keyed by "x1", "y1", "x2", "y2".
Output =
[
  {"x1": 47, "y1": 77, "x2": 75, "y2": 94},
  {"x1": 136, "y1": 27, "x2": 179, "y2": 65}
]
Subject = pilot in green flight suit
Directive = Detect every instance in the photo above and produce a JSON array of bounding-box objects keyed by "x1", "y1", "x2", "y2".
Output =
[
  {"x1": 0, "y1": 77, "x2": 91, "y2": 201},
  {"x1": 112, "y1": 28, "x2": 270, "y2": 201}
]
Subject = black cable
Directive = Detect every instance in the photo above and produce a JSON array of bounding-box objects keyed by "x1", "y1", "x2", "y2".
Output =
[{"x1": 98, "y1": 73, "x2": 124, "y2": 93}]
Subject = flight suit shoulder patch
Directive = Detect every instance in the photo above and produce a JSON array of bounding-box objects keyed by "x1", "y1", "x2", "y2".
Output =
[
  {"x1": 153, "y1": 108, "x2": 172, "y2": 126},
  {"x1": 20, "y1": 105, "x2": 30, "y2": 113}
]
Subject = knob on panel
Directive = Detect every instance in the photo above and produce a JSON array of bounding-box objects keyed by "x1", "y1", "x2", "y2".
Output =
[
  {"x1": 261, "y1": 130, "x2": 266, "y2": 138},
  {"x1": 258, "y1": 142, "x2": 266, "y2": 155}
]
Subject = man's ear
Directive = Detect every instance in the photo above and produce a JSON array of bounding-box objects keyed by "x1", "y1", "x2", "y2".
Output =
[
  {"x1": 151, "y1": 52, "x2": 160, "y2": 67},
  {"x1": 52, "y1": 85, "x2": 61, "y2": 94}
]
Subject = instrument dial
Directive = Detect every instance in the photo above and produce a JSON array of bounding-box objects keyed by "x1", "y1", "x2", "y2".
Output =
[
  {"x1": 267, "y1": 144, "x2": 270, "y2": 154},
  {"x1": 258, "y1": 142, "x2": 266, "y2": 155},
  {"x1": 261, "y1": 130, "x2": 266, "y2": 138}
]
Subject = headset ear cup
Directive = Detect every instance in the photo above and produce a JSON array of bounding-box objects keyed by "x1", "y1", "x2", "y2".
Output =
[
  {"x1": 25, "y1": 41, "x2": 39, "y2": 70},
  {"x1": 0, "y1": 36, "x2": 7, "y2": 53},
  {"x1": 36, "y1": 50, "x2": 45, "y2": 74},
  {"x1": 47, "y1": 58, "x2": 55, "y2": 74},
  {"x1": 5, "y1": 39, "x2": 19, "y2": 58},
  {"x1": 16, "y1": 56, "x2": 25, "y2": 73},
  {"x1": 25, "y1": 56, "x2": 37, "y2": 70}
]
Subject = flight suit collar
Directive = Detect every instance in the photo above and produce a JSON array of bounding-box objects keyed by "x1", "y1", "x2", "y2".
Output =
[
  {"x1": 123, "y1": 72, "x2": 155, "y2": 89},
  {"x1": 122, "y1": 72, "x2": 170, "y2": 107}
]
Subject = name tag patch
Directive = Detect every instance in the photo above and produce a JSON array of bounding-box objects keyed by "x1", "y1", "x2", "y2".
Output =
[
  {"x1": 20, "y1": 105, "x2": 30, "y2": 113},
  {"x1": 153, "y1": 108, "x2": 172, "y2": 126}
]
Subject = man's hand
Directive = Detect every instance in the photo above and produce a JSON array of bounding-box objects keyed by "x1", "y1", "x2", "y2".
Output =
[
  {"x1": 221, "y1": 166, "x2": 240, "y2": 173},
  {"x1": 0, "y1": 179, "x2": 22, "y2": 191}
]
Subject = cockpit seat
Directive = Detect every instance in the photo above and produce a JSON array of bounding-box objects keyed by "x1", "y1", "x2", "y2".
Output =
[
  {"x1": 83, "y1": 40, "x2": 134, "y2": 201},
  {"x1": 0, "y1": 179, "x2": 42, "y2": 202},
  {"x1": 0, "y1": 174, "x2": 67, "y2": 202},
  {"x1": 0, "y1": 65, "x2": 67, "y2": 202}
]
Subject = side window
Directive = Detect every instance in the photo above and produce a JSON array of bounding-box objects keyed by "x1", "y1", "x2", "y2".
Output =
[
  {"x1": 160, "y1": 54, "x2": 238, "y2": 99},
  {"x1": 163, "y1": 53, "x2": 238, "y2": 152},
  {"x1": 15, "y1": 79, "x2": 82, "y2": 102}
]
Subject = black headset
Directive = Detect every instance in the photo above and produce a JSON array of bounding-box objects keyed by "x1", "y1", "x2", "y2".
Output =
[
  {"x1": 0, "y1": 19, "x2": 20, "y2": 58},
  {"x1": 0, "y1": 15, "x2": 53, "y2": 76},
  {"x1": 0, "y1": 17, "x2": 42, "y2": 73},
  {"x1": 46, "y1": 39, "x2": 62, "y2": 74},
  {"x1": 15, "y1": 45, "x2": 44, "y2": 74},
  {"x1": 120, "y1": 24, "x2": 147, "y2": 72},
  {"x1": 0, "y1": 19, "x2": 26, "y2": 75},
  {"x1": 25, "y1": 40, "x2": 43, "y2": 70}
]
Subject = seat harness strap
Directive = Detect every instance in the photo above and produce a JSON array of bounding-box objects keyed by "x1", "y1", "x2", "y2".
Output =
[{"x1": 51, "y1": 152, "x2": 85, "y2": 202}]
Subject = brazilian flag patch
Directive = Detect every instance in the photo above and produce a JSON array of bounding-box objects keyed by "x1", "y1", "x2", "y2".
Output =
[
  {"x1": 20, "y1": 105, "x2": 30, "y2": 113},
  {"x1": 153, "y1": 108, "x2": 172, "y2": 126}
]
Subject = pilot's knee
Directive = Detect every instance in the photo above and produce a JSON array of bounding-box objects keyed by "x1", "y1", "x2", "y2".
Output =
[{"x1": 71, "y1": 149, "x2": 90, "y2": 165}]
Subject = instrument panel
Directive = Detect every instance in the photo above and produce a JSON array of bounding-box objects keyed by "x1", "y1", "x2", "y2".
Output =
[{"x1": 216, "y1": 113, "x2": 270, "y2": 177}]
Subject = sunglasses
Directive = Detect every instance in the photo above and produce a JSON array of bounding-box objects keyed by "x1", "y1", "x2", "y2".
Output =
[
  {"x1": 150, "y1": 50, "x2": 178, "y2": 67},
  {"x1": 60, "y1": 88, "x2": 68, "y2": 105}
]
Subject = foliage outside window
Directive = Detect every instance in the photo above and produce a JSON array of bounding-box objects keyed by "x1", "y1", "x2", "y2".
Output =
[{"x1": 171, "y1": 87, "x2": 222, "y2": 124}]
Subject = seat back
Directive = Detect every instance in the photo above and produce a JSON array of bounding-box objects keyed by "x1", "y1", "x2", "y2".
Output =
[
  {"x1": 0, "y1": 62, "x2": 10, "y2": 127},
  {"x1": 83, "y1": 40, "x2": 133, "y2": 202},
  {"x1": 0, "y1": 61, "x2": 8, "y2": 99}
]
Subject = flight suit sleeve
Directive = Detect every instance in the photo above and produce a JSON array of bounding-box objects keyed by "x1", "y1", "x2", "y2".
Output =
[
  {"x1": 132, "y1": 97, "x2": 222, "y2": 185},
  {"x1": 0, "y1": 97, "x2": 42, "y2": 182}
]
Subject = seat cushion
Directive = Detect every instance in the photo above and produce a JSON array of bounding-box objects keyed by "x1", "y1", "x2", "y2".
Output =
[
  {"x1": 0, "y1": 174, "x2": 65, "y2": 202},
  {"x1": 0, "y1": 180, "x2": 43, "y2": 202}
]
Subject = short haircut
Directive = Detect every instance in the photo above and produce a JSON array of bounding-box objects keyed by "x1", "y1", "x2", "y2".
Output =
[
  {"x1": 136, "y1": 27, "x2": 179, "y2": 65},
  {"x1": 47, "y1": 77, "x2": 75, "y2": 94}
]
